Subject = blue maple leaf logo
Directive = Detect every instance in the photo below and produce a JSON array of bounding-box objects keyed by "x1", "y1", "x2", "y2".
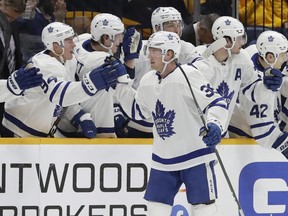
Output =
[
  {"x1": 167, "y1": 33, "x2": 174, "y2": 40},
  {"x1": 102, "y1": 19, "x2": 109, "y2": 26},
  {"x1": 48, "y1": 27, "x2": 53, "y2": 33},
  {"x1": 225, "y1": 19, "x2": 231, "y2": 25},
  {"x1": 152, "y1": 100, "x2": 176, "y2": 140},
  {"x1": 268, "y1": 35, "x2": 274, "y2": 42},
  {"x1": 216, "y1": 81, "x2": 234, "y2": 108}
]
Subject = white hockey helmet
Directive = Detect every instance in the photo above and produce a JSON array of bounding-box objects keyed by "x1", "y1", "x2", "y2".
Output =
[
  {"x1": 212, "y1": 16, "x2": 246, "y2": 44},
  {"x1": 145, "y1": 31, "x2": 181, "y2": 60},
  {"x1": 90, "y1": 13, "x2": 124, "y2": 42},
  {"x1": 151, "y1": 7, "x2": 183, "y2": 33},
  {"x1": 256, "y1": 30, "x2": 288, "y2": 59},
  {"x1": 42, "y1": 22, "x2": 75, "y2": 51}
]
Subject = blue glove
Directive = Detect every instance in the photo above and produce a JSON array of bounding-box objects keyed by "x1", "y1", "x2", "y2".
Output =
[
  {"x1": 114, "y1": 104, "x2": 129, "y2": 137},
  {"x1": 71, "y1": 110, "x2": 97, "y2": 138},
  {"x1": 82, "y1": 62, "x2": 118, "y2": 95},
  {"x1": 7, "y1": 64, "x2": 42, "y2": 95},
  {"x1": 122, "y1": 27, "x2": 142, "y2": 61},
  {"x1": 200, "y1": 123, "x2": 222, "y2": 147},
  {"x1": 272, "y1": 132, "x2": 288, "y2": 159},
  {"x1": 263, "y1": 67, "x2": 283, "y2": 92},
  {"x1": 105, "y1": 56, "x2": 130, "y2": 84}
]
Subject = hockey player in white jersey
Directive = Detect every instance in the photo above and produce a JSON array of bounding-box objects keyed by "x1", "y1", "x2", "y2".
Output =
[
  {"x1": 2, "y1": 22, "x2": 119, "y2": 137},
  {"x1": 191, "y1": 16, "x2": 283, "y2": 134},
  {"x1": 110, "y1": 31, "x2": 229, "y2": 216},
  {"x1": 125, "y1": 6, "x2": 198, "y2": 138},
  {"x1": 67, "y1": 13, "x2": 141, "y2": 138},
  {"x1": 229, "y1": 30, "x2": 288, "y2": 158}
]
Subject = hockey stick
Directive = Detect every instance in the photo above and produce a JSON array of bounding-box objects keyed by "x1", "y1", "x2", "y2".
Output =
[
  {"x1": 214, "y1": 148, "x2": 245, "y2": 216},
  {"x1": 178, "y1": 64, "x2": 245, "y2": 216}
]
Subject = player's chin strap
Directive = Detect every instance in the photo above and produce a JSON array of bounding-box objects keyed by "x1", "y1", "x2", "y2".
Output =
[
  {"x1": 161, "y1": 55, "x2": 177, "y2": 75},
  {"x1": 99, "y1": 40, "x2": 114, "y2": 55},
  {"x1": 51, "y1": 48, "x2": 65, "y2": 64},
  {"x1": 264, "y1": 55, "x2": 279, "y2": 69}
]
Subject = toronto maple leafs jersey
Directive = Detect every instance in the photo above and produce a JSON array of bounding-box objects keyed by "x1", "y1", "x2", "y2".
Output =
[
  {"x1": 128, "y1": 39, "x2": 196, "y2": 134},
  {"x1": 229, "y1": 49, "x2": 288, "y2": 151},
  {"x1": 2, "y1": 51, "x2": 92, "y2": 137},
  {"x1": 72, "y1": 34, "x2": 116, "y2": 137},
  {"x1": 192, "y1": 45, "x2": 272, "y2": 133},
  {"x1": 115, "y1": 63, "x2": 229, "y2": 171}
]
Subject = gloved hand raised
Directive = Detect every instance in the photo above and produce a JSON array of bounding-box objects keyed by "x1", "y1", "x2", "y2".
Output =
[
  {"x1": 7, "y1": 63, "x2": 43, "y2": 95},
  {"x1": 263, "y1": 67, "x2": 282, "y2": 92},
  {"x1": 199, "y1": 123, "x2": 222, "y2": 147},
  {"x1": 71, "y1": 110, "x2": 97, "y2": 138},
  {"x1": 82, "y1": 62, "x2": 118, "y2": 95},
  {"x1": 105, "y1": 56, "x2": 130, "y2": 84},
  {"x1": 122, "y1": 27, "x2": 142, "y2": 62}
]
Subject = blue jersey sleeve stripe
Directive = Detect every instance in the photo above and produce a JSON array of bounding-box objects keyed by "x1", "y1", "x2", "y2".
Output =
[
  {"x1": 131, "y1": 99, "x2": 146, "y2": 120},
  {"x1": 49, "y1": 82, "x2": 62, "y2": 102},
  {"x1": 59, "y1": 82, "x2": 71, "y2": 106},
  {"x1": 152, "y1": 148, "x2": 214, "y2": 165},
  {"x1": 250, "y1": 121, "x2": 274, "y2": 129},
  {"x1": 242, "y1": 78, "x2": 261, "y2": 101},
  {"x1": 228, "y1": 125, "x2": 253, "y2": 138},
  {"x1": 136, "y1": 103, "x2": 146, "y2": 119},
  {"x1": 4, "y1": 112, "x2": 48, "y2": 137},
  {"x1": 254, "y1": 125, "x2": 276, "y2": 140}
]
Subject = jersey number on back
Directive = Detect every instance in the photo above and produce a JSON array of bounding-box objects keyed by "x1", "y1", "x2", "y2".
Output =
[{"x1": 250, "y1": 104, "x2": 268, "y2": 118}]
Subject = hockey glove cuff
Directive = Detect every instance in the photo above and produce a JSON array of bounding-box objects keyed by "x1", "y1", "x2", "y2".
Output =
[
  {"x1": 71, "y1": 110, "x2": 97, "y2": 138},
  {"x1": 82, "y1": 62, "x2": 118, "y2": 95}
]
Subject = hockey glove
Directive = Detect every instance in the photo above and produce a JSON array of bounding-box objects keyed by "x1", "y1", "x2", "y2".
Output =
[
  {"x1": 71, "y1": 110, "x2": 97, "y2": 138},
  {"x1": 7, "y1": 64, "x2": 42, "y2": 95},
  {"x1": 200, "y1": 123, "x2": 222, "y2": 147},
  {"x1": 105, "y1": 56, "x2": 130, "y2": 84},
  {"x1": 82, "y1": 62, "x2": 118, "y2": 95},
  {"x1": 263, "y1": 67, "x2": 283, "y2": 92},
  {"x1": 122, "y1": 27, "x2": 142, "y2": 62},
  {"x1": 114, "y1": 104, "x2": 129, "y2": 137}
]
